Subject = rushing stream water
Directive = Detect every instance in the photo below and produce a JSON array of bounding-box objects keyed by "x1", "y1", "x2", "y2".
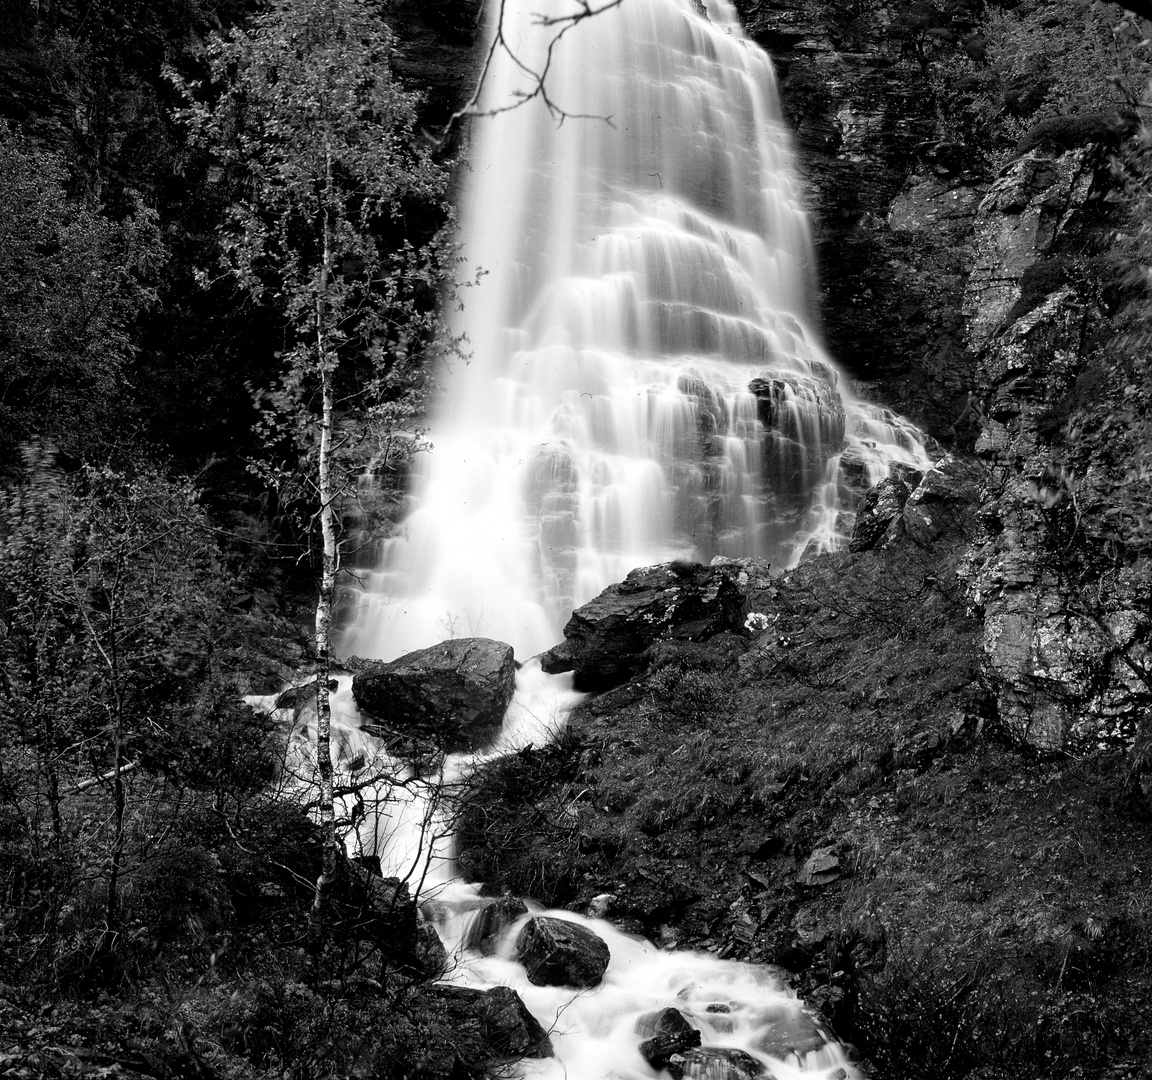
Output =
[{"x1": 304, "y1": 0, "x2": 933, "y2": 1075}]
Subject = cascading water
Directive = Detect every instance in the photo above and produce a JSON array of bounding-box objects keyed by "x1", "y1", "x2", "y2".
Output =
[
  {"x1": 300, "y1": 1, "x2": 933, "y2": 1076},
  {"x1": 342, "y1": 0, "x2": 929, "y2": 665}
]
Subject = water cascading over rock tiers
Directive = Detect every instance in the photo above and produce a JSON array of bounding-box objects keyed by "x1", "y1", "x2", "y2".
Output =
[{"x1": 345, "y1": 0, "x2": 928, "y2": 663}]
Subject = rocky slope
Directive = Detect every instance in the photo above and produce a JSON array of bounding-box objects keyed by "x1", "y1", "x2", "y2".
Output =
[
  {"x1": 461, "y1": 478, "x2": 1152, "y2": 1078},
  {"x1": 730, "y1": 0, "x2": 1152, "y2": 756}
]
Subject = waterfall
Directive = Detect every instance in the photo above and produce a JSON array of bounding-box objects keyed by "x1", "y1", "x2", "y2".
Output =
[
  {"x1": 295, "y1": 3, "x2": 929, "y2": 1076},
  {"x1": 342, "y1": 0, "x2": 929, "y2": 666}
]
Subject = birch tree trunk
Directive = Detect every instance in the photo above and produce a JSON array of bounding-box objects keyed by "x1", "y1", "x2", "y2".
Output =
[{"x1": 309, "y1": 139, "x2": 338, "y2": 949}]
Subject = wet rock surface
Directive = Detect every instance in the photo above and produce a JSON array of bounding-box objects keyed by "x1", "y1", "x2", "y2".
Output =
[
  {"x1": 731, "y1": 0, "x2": 983, "y2": 440},
  {"x1": 674, "y1": 1047, "x2": 768, "y2": 1080},
  {"x1": 514, "y1": 916, "x2": 612, "y2": 988},
  {"x1": 460, "y1": 896, "x2": 529, "y2": 955},
  {"x1": 351, "y1": 637, "x2": 516, "y2": 755}
]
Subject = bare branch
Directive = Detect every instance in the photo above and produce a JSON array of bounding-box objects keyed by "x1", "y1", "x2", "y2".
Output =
[{"x1": 438, "y1": 0, "x2": 629, "y2": 142}]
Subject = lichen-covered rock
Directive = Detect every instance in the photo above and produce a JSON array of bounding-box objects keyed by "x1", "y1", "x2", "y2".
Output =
[
  {"x1": 541, "y1": 562, "x2": 746, "y2": 690},
  {"x1": 959, "y1": 155, "x2": 1152, "y2": 751},
  {"x1": 515, "y1": 916, "x2": 611, "y2": 988},
  {"x1": 351, "y1": 637, "x2": 516, "y2": 755}
]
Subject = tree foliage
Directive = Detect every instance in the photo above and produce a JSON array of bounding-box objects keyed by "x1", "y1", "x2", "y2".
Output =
[
  {"x1": 0, "y1": 451, "x2": 271, "y2": 981},
  {"x1": 0, "y1": 123, "x2": 164, "y2": 465},
  {"x1": 172, "y1": 0, "x2": 458, "y2": 945},
  {"x1": 173, "y1": 0, "x2": 454, "y2": 517}
]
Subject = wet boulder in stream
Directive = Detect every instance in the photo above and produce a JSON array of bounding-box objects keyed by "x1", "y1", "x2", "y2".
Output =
[
  {"x1": 515, "y1": 915, "x2": 611, "y2": 988},
  {"x1": 636, "y1": 1007, "x2": 702, "y2": 1070},
  {"x1": 351, "y1": 637, "x2": 516, "y2": 756}
]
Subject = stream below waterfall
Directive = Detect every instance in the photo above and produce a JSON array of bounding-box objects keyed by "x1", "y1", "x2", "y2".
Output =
[
  {"x1": 295, "y1": 0, "x2": 933, "y2": 1075},
  {"x1": 267, "y1": 667, "x2": 866, "y2": 1080}
]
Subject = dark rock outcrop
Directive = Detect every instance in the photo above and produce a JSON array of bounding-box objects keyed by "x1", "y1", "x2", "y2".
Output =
[
  {"x1": 897, "y1": 453, "x2": 985, "y2": 547},
  {"x1": 327, "y1": 854, "x2": 420, "y2": 965},
  {"x1": 431, "y1": 984, "x2": 554, "y2": 1063},
  {"x1": 541, "y1": 562, "x2": 746, "y2": 690},
  {"x1": 514, "y1": 916, "x2": 611, "y2": 988},
  {"x1": 734, "y1": 0, "x2": 984, "y2": 440},
  {"x1": 415, "y1": 920, "x2": 449, "y2": 979},
  {"x1": 352, "y1": 637, "x2": 516, "y2": 755},
  {"x1": 637, "y1": 1007, "x2": 702, "y2": 1070}
]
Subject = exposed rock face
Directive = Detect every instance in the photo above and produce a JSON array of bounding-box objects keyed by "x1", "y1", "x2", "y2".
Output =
[
  {"x1": 963, "y1": 150, "x2": 1095, "y2": 350},
  {"x1": 514, "y1": 916, "x2": 611, "y2": 988},
  {"x1": 958, "y1": 149, "x2": 1152, "y2": 750},
  {"x1": 351, "y1": 637, "x2": 516, "y2": 755},
  {"x1": 386, "y1": 0, "x2": 482, "y2": 126},
  {"x1": 897, "y1": 453, "x2": 984, "y2": 547},
  {"x1": 540, "y1": 563, "x2": 747, "y2": 689}
]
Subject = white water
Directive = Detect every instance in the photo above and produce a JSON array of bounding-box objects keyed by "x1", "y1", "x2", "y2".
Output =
[
  {"x1": 301, "y1": 1, "x2": 932, "y2": 1076},
  {"x1": 270, "y1": 667, "x2": 864, "y2": 1080},
  {"x1": 341, "y1": 0, "x2": 930, "y2": 666}
]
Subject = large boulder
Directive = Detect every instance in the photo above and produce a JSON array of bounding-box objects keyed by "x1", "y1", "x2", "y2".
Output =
[
  {"x1": 351, "y1": 637, "x2": 516, "y2": 755},
  {"x1": 540, "y1": 562, "x2": 746, "y2": 690},
  {"x1": 326, "y1": 853, "x2": 420, "y2": 966},
  {"x1": 514, "y1": 916, "x2": 611, "y2": 988}
]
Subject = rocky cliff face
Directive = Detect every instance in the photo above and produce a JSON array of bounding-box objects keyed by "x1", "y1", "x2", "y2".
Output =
[
  {"x1": 734, "y1": 0, "x2": 1152, "y2": 754},
  {"x1": 734, "y1": 0, "x2": 984, "y2": 442},
  {"x1": 958, "y1": 148, "x2": 1152, "y2": 751}
]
